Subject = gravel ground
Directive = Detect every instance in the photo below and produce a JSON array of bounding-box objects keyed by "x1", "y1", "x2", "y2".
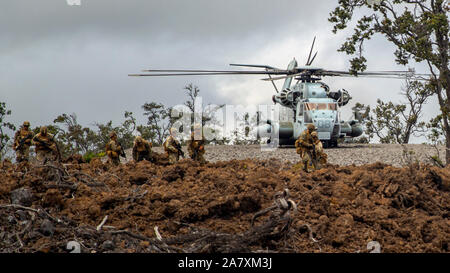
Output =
[{"x1": 126, "y1": 143, "x2": 445, "y2": 167}]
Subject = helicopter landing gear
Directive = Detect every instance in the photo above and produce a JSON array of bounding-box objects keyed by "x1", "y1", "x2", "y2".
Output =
[
  {"x1": 267, "y1": 138, "x2": 279, "y2": 147},
  {"x1": 323, "y1": 140, "x2": 338, "y2": 148}
]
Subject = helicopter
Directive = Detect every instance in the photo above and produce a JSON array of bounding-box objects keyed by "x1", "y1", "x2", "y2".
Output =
[{"x1": 129, "y1": 37, "x2": 429, "y2": 148}]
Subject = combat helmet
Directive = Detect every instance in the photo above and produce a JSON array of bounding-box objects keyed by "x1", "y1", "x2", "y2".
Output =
[
  {"x1": 40, "y1": 126, "x2": 48, "y2": 135},
  {"x1": 135, "y1": 136, "x2": 143, "y2": 143},
  {"x1": 307, "y1": 124, "x2": 316, "y2": 132}
]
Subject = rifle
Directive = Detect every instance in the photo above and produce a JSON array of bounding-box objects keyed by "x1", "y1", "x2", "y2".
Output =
[
  {"x1": 311, "y1": 143, "x2": 318, "y2": 169},
  {"x1": 193, "y1": 147, "x2": 198, "y2": 160},
  {"x1": 174, "y1": 141, "x2": 185, "y2": 158},
  {"x1": 117, "y1": 141, "x2": 127, "y2": 158},
  {"x1": 192, "y1": 140, "x2": 204, "y2": 160},
  {"x1": 15, "y1": 133, "x2": 33, "y2": 151}
]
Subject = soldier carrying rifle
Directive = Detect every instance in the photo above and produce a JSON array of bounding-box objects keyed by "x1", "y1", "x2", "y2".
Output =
[
  {"x1": 295, "y1": 124, "x2": 317, "y2": 173},
  {"x1": 311, "y1": 131, "x2": 327, "y2": 170},
  {"x1": 13, "y1": 121, "x2": 34, "y2": 163},
  {"x1": 33, "y1": 126, "x2": 59, "y2": 164},
  {"x1": 132, "y1": 136, "x2": 153, "y2": 162},
  {"x1": 163, "y1": 128, "x2": 184, "y2": 164},
  {"x1": 105, "y1": 131, "x2": 126, "y2": 165},
  {"x1": 187, "y1": 125, "x2": 206, "y2": 164}
]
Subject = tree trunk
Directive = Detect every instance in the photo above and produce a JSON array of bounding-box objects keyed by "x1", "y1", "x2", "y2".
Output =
[
  {"x1": 446, "y1": 134, "x2": 450, "y2": 166},
  {"x1": 438, "y1": 77, "x2": 450, "y2": 166}
]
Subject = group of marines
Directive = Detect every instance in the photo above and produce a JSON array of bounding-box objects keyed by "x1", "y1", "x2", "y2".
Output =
[
  {"x1": 13, "y1": 122, "x2": 58, "y2": 163},
  {"x1": 104, "y1": 127, "x2": 206, "y2": 165},
  {"x1": 13, "y1": 121, "x2": 326, "y2": 171}
]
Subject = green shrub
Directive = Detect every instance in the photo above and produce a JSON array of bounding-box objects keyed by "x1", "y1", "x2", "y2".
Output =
[{"x1": 83, "y1": 151, "x2": 105, "y2": 163}]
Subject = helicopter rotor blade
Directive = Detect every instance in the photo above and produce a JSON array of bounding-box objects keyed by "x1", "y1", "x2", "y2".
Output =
[
  {"x1": 229, "y1": 64, "x2": 281, "y2": 70},
  {"x1": 129, "y1": 71, "x2": 287, "y2": 77},
  {"x1": 306, "y1": 36, "x2": 316, "y2": 66},
  {"x1": 131, "y1": 67, "x2": 292, "y2": 77},
  {"x1": 265, "y1": 68, "x2": 279, "y2": 93},
  {"x1": 321, "y1": 69, "x2": 431, "y2": 79},
  {"x1": 326, "y1": 74, "x2": 431, "y2": 80},
  {"x1": 141, "y1": 69, "x2": 283, "y2": 73},
  {"x1": 307, "y1": 51, "x2": 318, "y2": 66},
  {"x1": 261, "y1": 71, "x2": 308, "y2": 81}
]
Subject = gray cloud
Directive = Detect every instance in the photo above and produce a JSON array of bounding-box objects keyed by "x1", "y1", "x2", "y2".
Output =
[{"x1": 0, "y1": 0, "x2": 438, "y2": 144}]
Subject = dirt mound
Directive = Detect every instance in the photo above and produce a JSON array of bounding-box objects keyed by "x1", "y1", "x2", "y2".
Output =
[{"x1": 0, "y1": 159, "x2": 448, "y2": 253}]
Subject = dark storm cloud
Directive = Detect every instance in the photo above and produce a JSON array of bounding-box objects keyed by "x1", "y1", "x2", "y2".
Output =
[{"x1": 1, "y1": 0, "x2": 329, "y2": 47}]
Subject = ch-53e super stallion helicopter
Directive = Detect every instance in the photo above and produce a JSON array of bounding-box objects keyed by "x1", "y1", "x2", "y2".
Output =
[{"x1": 129, "y1": 37, "x2": 429, "y2": 148}]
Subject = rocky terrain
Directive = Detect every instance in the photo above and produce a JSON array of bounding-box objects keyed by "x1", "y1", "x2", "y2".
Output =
[
  {"x1": 0, "y1": 148, "x2": 448, "y2": 253},
  {"x1": 146, "y1": 143, "x2": 445, "y2": 167}
]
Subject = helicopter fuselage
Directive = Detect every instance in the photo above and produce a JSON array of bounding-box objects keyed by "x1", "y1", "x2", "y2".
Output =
[{"x1": 259, "y1": 80, "x2": 363, "y2": 147}]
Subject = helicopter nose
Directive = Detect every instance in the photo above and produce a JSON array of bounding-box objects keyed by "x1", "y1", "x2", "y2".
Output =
[{"x1": 314, "y1": 118, "x2": 334, "y2": 130}]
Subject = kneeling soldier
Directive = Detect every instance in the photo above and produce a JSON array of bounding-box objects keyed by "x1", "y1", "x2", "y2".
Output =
[
  {"x1": 163, "y1": 128, "x2": 183, "y2": 164},
  {"x1": 105, "y1": 131, "x2": 125, "y2": 165},
  {"x1": 132, "y1": 136, "x2": 152, "y2": 162},
  {"x1": 295, "y1": 124, "x2": 316, "y2": 173},
  {"x1": 33, "y1": 126, "x2": 58, "y2": 163},
  {"x1": 187, "y1": 126, "x2": 206, "y2": 164},
  {"x1": 311, "y1": 131, "x2": 328, "y2": 170}
]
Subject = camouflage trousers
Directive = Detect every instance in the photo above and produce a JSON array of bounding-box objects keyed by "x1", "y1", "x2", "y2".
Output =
[
  {"x1": 167, "y1": 152, "x2": 179, "y2": 164},
  {"x1": 315, "y1": 153, "x2": 328, "y2": 170},
  {"x1": 36, "y1": 150, "x2": 57, "y2": 164},
  {"x1": 302, "y1": 152, "x2": 327, "y2": 171},
  {"x1": 15, "y1": 147, "x2": 30, "y2": 162},
  {"x1": 300, "y1": 151, "x2": 314, "y2": 172},
  {"x1": 135, "y1": 153, "x2": 152, "y2": 163},
  {"x1": 107, "y1": 156, "x2": 120, "y2": 166},
  {"x1": 190, "y1": 153, "x2": 206, "y2": 164}
]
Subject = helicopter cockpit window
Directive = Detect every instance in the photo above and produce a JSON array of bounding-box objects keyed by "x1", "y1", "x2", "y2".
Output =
[
  {"x1": 305, "y1": 103, "x2": 315, "y2": 111},
  {"x1": 305, "y1": 103, "x2": 335, "y2": 111},
  {"x1": 304, "y1": 111, "x2": 313, "y2": 123}
]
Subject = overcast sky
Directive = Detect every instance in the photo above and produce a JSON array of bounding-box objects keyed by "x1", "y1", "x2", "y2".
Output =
[{"x1": 0, "y1": 0, "x2": 438, "y2": 143}]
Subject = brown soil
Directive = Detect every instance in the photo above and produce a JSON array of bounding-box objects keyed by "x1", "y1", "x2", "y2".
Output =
[{"x1": 0, "y1": 155, "x2": 449, "y2": 253}]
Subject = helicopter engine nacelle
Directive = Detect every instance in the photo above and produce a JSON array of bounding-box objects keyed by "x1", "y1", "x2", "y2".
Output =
[
  {"x1": 327, "y1": 89, "x2": 351, "y2": 107},
  {"x1": 340, "y1": 120, "x2": 363, "y2": 138},
  {"x1": 272, "y1": 89, "x2": 298, "y2": 109},
  {"x1": 255, "y1": 121, "x2": 294, "y2": 140}
]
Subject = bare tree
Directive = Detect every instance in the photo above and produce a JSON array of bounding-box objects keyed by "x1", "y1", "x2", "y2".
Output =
[
  {"x1": 142, "y1": 102, "x2": 172, "y2": 145},
  {"x1": 182, "y1": 83, "x2": 225, "y2": 143}
]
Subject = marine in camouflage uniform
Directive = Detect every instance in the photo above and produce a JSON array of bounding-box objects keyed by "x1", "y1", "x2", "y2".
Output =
[
  {"x1": 13, "y1": 121, "x2": 34, "y2": 163},
  {"x1": 163, "y1": 128, "x2": 182, "y2": 164},
  {"x1": 132, "y1": 136, "x2": 153, "y2": 162},
  {"x1": 33, "y1": 126, "x2": 58, "y2": 163},
  {"x1": 187, "y1": 127, "x2": 206, "y2": 164},
  {"x1": 294, "y1": 124, "x2": 316, "y2": 173},
  {"x1": 311, "y1": 131, "x2": 328, "y2": 170},
  {"x1": 105, "y1": 131, "x2": 123, "y2": 165}
]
